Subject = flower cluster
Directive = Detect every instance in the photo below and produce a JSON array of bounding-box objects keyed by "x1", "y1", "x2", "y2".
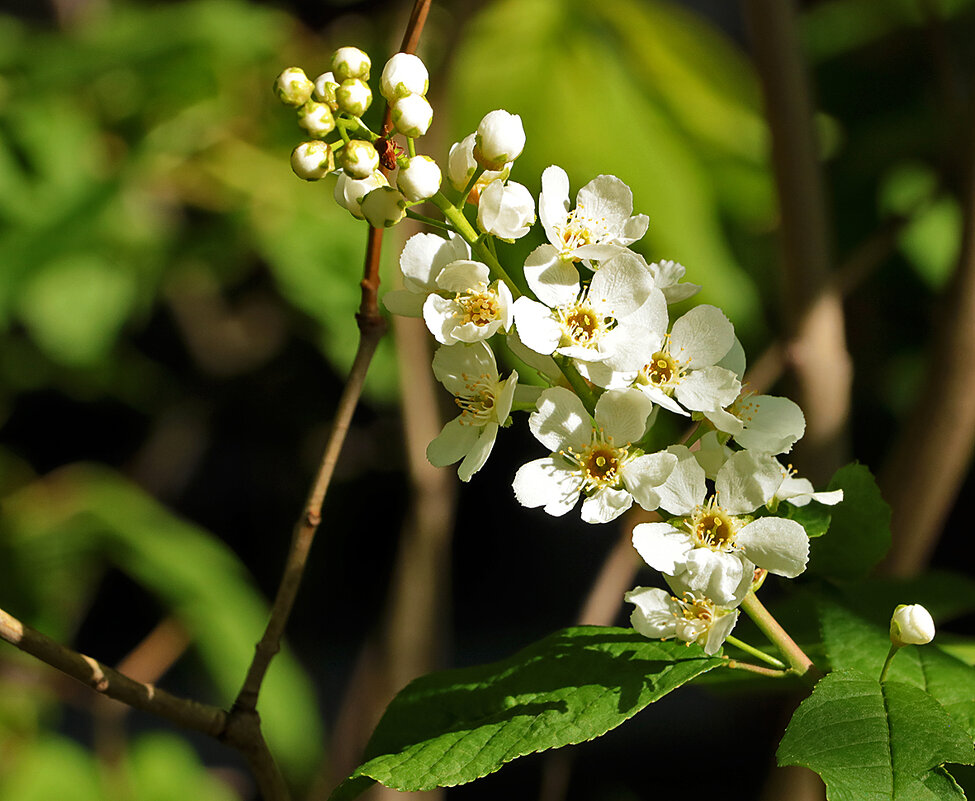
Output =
[{"x1": 275, "y1": 48, "x2": 844, "y2": 659}]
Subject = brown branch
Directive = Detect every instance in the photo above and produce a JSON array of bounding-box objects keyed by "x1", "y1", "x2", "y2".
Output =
[
  {"x1": 743, "y1": 0, "x2": 852, "y2": 486},
  {"x1": 879, "y1": 89, "x2": 975, "y2": 576},
  {"x1": 0, "y1": 607, "x2": 226, "y2": 737}
]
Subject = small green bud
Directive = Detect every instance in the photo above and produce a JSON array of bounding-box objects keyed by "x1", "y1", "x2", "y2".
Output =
[
  {"x1": 291, "y1": 141, "x2": 334, "y2": 181},
  {"x1": 380, "y1": 53, "x2": 429, "y2": 101},
  {"x1": 334, "y1": 170, "x2": 388, "y2": 219},
  {"x1": 391, "y1": 94, "x2": 433, "y2": 138},
  {"x1": 275, "y1": 67, "x2": 314, "y2": 107},
  {"x1": 340, "y1": 139, "x2": 380, "y2": 179},
  {"x1": 360, "y1": 186, "x2": 407, "y2": 228},
  {"x1": 336, "y1": 78, "x2": 372, "y2": 117},
  {"x1": 397, "y1": 155, "x2": 441, "y2": 202},
  {"x1": 313, "y1": 71, "x2": 340, "y2": 110},
  {"x1": 331, "y1": 46, "x2": 371, "y2": 82},
  {"x1": 297, "y1": 101, "x2": 336, "y2": 138}
]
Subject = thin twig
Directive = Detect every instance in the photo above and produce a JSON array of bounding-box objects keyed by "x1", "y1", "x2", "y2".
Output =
[
  {"x1": 724, "y1": 659, "x2": 790, "y2": 678},
  {"x1": 0, "y1": 607, "x2": 226, "y2": 737},
  {"x1": 741, "y1": 594, "x2": 821, "y2": 683}
]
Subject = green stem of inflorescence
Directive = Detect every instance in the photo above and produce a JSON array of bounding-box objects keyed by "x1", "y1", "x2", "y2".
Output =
[
  {"x1": 741, "y1": 593, "x2": 821, "y2": 682},
  {"x1": 725, "y1": 635, "x2": 787, "y2": 669},
  {"x1": 879, "y1": 644, "x2": 899, "y2": 682}
]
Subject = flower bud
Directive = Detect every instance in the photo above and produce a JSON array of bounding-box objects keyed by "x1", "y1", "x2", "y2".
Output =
[
  {"x1": 360, "y1": 186, "x2": 407, "y2": 228},
  {"x1": 381, "y1": 53, "x2": 429, "y2": 101},
  {"x1": 397, "y1": 155, "x2": 442, "y2": 202},
  {"x1": 274, "y1": 67, "x2": 314, "y2": 107},
  {"x1": 890, "y1": 604, "x2": 935, "y2": 647},
  {"x1": 340, "y1": 139, "x2": 380, "y2": 179},
  {"x1": 391, "y1": 94, "x2": 433, "y2": 138},
  {"x1": 336, "y1": 78, "x2": 372, "y2": 117},
  {"x1": 331, "y1": 46, "x2": 370, "y2": 82},
  {"x1": 291, "y1": 141, "x2": 334, "y2": 180},
  {"x1": 297, "y1": 101, "x2": 336, "y2": 138},
  {"x1": 473, "y1": 109, "x2": 525, "y2": 170},
  {"x1": 446, "y1": 133, "x2": 510, "y2": 201},
  {"x1": 334, "y1": 171, "x2": 388, "y2": 219},
  {"x1": 313, "y1": 71, "x2": 339, "y2": 109}
]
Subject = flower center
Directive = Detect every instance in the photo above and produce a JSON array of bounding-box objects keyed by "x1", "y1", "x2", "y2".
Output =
[
  {"x1": 457, "y1": 288, "x2": 500, "y2": 326},
  {"x1": 554, "y1": 204, "x2": 611, "y2": 260},
  {"x1": 686, "y1": 502, "x2": 738, "y2": 551},
  {"x1": 558, "y1": 303, "x2": 613, "y2": 348},
  {"x1": 640, "y1": 350, "x2": 682, "y2": 391},
  {"x1": 454, "y1": 373, "x2": 498, "y2": 425},
  {"x1": 672, "y1": 593, "x2": 719, "y2": 644},
  {"x1": 561, "y1": 431, "x2": 629, "y2": 493}
]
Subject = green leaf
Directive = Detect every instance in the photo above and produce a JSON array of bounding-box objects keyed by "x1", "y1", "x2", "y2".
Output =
[
  {"x1": 781, "y1": 499, "x2": 833, "y2": 538},
  {"x1": 127, "y1": 732, "x2": 239, "y2": 801},
  {"x1": 808, "y1": 463, "x2": 891, "y2": 580},
  {"x1": 819, "y1": 601, "x2": 975, "y2": 737},
  {"x1": 0, "y1": 736, "x2": 103, "y2": 801},
  {"x1": 778, "y1": 670, "x2": 974, "y2": 801},
  {"x1": 333, "y1": 627, "x2": 723, "y2": 797}
]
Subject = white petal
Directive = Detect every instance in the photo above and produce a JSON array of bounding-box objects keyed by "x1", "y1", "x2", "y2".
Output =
[
  {"x1": 677, "y1": 549, "x2": 749, "y2": 607},
  {"x1": 620, "y1": 214, "x2": 649, "y2": 245},
  {"x1": 655, "y1": 446, "x2": 707, "y2": 515},
  {"x1": 523, "y1": 244, "x2": 580, "y2": 308},
  {"x1": 436, "y1": 260, "x2": 491, "y2": 292},
  {"x1": 581, "y1": 487, "x2": 633, "y2": 524},
  {"x1": 423, "y1": 294, "x2": 459, "y2": 345},
  {"x1": 458, "y1": 423, "x2": 499, "y2": 482},
  {"x1": 512, "y1": 456, "x2": 583, "y2": 516},
  {"x1": 692, "y1": 431, "x2": 733, "y2": 480},
  {"x1": 675, "y1": 366, "x2": 741, "y2": 413},
  {"x1": 382, "y1": 289, "x2": 426, "y2": 318},
  {"x1": 539, "y1": 165, "x2": 571, "y2": 245},
  {"x1": 624, "y1": 586, "x2": 679, "y2": 640},
  {"x1": 717, "y1": 336, "x2": 747, "y2": 380},
  {"x1": 631, "y1": 521, "x2": 693, "y2": 574},
  {"x1": 622, "y1": 451, "x2": 678, "y2": 511},
  {"x1": 432, "y1": 341, "x2": 498, "y2": 395},
  {"x1": 528, "y1": 386, "x2": 591, "y2": 452},
  {"x1": 427, "y1": 418, "x2": 480, "y2": 467},
  {"x1": 505, "y1": 331, "x2": 562, "y2": 383},
  {"x1": 513, "y1": 296, "x2": 563, "y2": 356},
  {"x1": 445, "y1": 318, "x2": 503, "y2": 344},
  {"x1": 495, "y1": 370, "x2": 519, "y2": 420},
  {"x1": 576, "y1": 174, "x2": 634, "y2": 230},
  {"x1": 703, "y1": 609, "x2": 739, "y2": 655},
  {"x1": 716, "y1": 450, "x2": 784, "y2": 514},
  {"x1": 400, "y1": 232, "x2": 470, "y2": 291},
  {"x1": 734, "y1": 395, "x2": 806, "y2": 454},
  {"x1": 669, "y1": 305, "x2": 734, "y2": 368},
  {"x1": 588, "y1": 250, "x2": 653, "y2": 318},
  {"x1": 736, "y1": 517, "x2": 809, "y2": 578},
  {"x1": 640, "y1": 385, "x2": 688, "y2": 417},
  {"x1": 595, "y1": 388, "x2": 653, "y2": 443},
  {"x1": 703, "y1": 406, "x2": 744, "y2": 436}
]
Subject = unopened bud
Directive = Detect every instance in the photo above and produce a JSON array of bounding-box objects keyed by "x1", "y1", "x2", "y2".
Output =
[
  {"x1": 291, "y1": 141, "x2": 334, "y2": 180},
  {"x1": 334, "y1": 171, "x2": 388, "y2": 219},
  {"x1": 890, "y1": 604, "x2": 935, "y2": 647},
  {"x1": 336, "y1": 78, "x2": 372, "y2": 117},
  {"x1": 360, "y1": 186, "x2": 407, "y2": 228},
  {"x1": 313, "y1": 71, "x2": 340, "y2": 110},
  {"x1": 446, "y1": 133, "x2": 509, "y2": 201},
  {"x1": 332, "y1": 46, "x2": 370, "y2": 82},
  {"x1": 391, "y1": 94, "x2": 433, "y2": 138},
  {"x1": 340, "y1": 139, "x2": 380, "y2": 179},
  {"x1": 297, "y1": 101, "x2": 336, "y2": 138},
  {"x1": 275, "y1": 67, "x2": 314, "y2": 107},
  {"x1": 397, "y1": 155, "x2": 442, "y2": 202},
  {"x1": 473, "y1": 109, "x2": 525, "y2": 170},
  {"x1": 381, "y1": 53, "x2": 429, "y2": 101}
]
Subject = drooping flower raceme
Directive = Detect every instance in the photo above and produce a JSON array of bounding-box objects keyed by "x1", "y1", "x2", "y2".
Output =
[
  {"x1": 538, "y1": 165, "x2": 649, "y2": 265},
  {"x1": 625, "y1": 586, "x2": 739, "y2": 655},
  {"x1": 632, "y1": 447, "x2": 810, "y2": 606},
  {"x1": 427, "y1": 342, "x2": 518, "y2": 482},
  {"x1": 513, "y1": 387, "x2": 677, "y2": 524},
  {"x1": 513, "y1": 248, "x2": 666, "y2": 374}
]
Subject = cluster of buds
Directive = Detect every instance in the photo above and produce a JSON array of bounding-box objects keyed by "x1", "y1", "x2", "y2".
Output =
[
  {"x1": 274, "y1": 51, "x2": 846, "y2": 659},
  {"x1": 275, "y1": 46, "x2": 440, "y2": 227}
]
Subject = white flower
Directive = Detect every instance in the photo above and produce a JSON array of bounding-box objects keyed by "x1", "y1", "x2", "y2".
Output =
[
  {"x1": 422, "y1": 261, "x2": 514, "y2": 344},
  {"x1": 512, "y1": 387, "x2": 677, "y2": 524},
  {"x1": 392, "y1": 94, "x2": 433, "y2": 138},
  {"x1": 446, "y1": 133, "x2": 510, "y2": 201},
  {"x1": 336, "y1": 78, "x2": 372, "y2": 117},
  {"x1": 360, "y1": 186, "x2": 406, "y2": 228},
  {"x1": 297, "y1": 101, "x2": 336, "y2": 138},
  {"x1": 334, "y1": 170, "x2": 388, "y2": 219},
  {"x1": 476, "y1": 180, "x2": 535, "y2": 240},
  {"x1": 340, "y1": 139, "x2": 380, "y2": 179},
  {"x1": 474, "y1": 109, "x2": 525, "y2": 170},
  {"x1": 705, "y1": 393, "x2": 806, "y2": 455},
  {"x1": 383, "y1": 232, "x2": 471, "y2": 317},
  {"x1": 291, "y1": 141, "x2": 334, "y2": 181},
  {"x1": 625, "y1": 586, "x2": 738, "y2": 656},
  {"x1": 512, "y1": 247, "x2": 665, "y2": 374},
  {"x1": 381, "y1": 53, "x2": 429, "y2": 100},
  {"x1": 538, "y1": 165, "x2": 649, "y2": 265},
  {"x1": 629, "y1": 304, "x2": 741, "y2": 416},
  {"x1": 890, "y1": 604, "x2": 935, "y2": 646},
  {"x1": 397, "y1": 155, "x2": 442, "y2": 202},
  {"x1": 427, "y1": 342, "x2": 517, "y2": 482},
  {"x1": 331, "y1": 46, "x2": 371, "y2": 82},
  {"x1": 648, "y1": 260, "x2": 701, "y2": 304},
  {"x1": 312, "y1": 71, "x2": 339, "y2": 109},
  {"x1": 772, "y1": 463, "x2": 844, "y2": 508},
  {"x1": 275, "y1": 67, "x2": 314, "y2": 106},
  {"x1": 632, "y1": 448, "x2": 809, "y2": 606}
]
